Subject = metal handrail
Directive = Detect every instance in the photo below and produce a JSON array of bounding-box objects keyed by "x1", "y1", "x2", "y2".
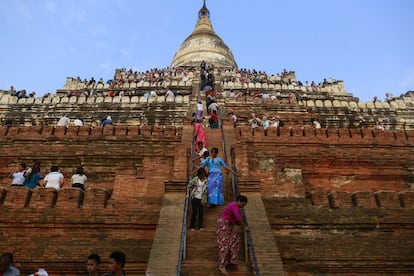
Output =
[
  {"x1": 231, "y1": 147, "x2": 261, "y2": 276},
  {"x1": 176, "y1": 111, "x2": 197, "y2": 275}
]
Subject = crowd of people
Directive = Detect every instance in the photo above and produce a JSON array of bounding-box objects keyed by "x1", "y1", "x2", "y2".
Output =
[
  {"x1": 8, "y1": 161, "x2": 88, "y2": 192},
  {"x1": 0, "y1": 251, "x2": 127, "y2": 276},
  {"x1": 188, "y1": 89, "x2": 250, "y2": 275}
]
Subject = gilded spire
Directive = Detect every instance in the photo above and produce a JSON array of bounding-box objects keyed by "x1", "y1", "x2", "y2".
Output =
[
  {"x1": 171, "y1": 1, "x2": 237, "y2": 68},
  {"x1": 198, "y1": 0, "x2": 210, "y2": 19}
]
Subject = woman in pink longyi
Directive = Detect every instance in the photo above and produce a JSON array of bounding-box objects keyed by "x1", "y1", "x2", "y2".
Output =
[
  {"x1": 216, "y1": 195, "x2": 249, "y2": 275},
  {"x1": 192, "y1": 119, "x2": 206, "y2": 151}
]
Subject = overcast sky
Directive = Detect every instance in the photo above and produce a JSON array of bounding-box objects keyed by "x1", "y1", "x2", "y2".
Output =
[{"x1": 1, "y1": 0, "x2": 413, "y2": 102}]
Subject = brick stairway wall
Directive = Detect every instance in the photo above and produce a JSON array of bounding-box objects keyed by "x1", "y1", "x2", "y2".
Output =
[
  {"x1": 231, "y1": 125, "x2": 414, "y2": 274},
  {"x1": 263, "y1": 195, "x2": 414, "y2": 274},
  {"x1": 234, "y1": 126, "x2": 414, "y2": 196},
  {"x1": 0, "y1": 126, "x2": 187, "y2": 275}
]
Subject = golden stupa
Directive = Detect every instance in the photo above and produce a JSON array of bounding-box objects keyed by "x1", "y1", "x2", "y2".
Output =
[{"x1": 170, "y1": 0, "x2": 237, "y2": 69}]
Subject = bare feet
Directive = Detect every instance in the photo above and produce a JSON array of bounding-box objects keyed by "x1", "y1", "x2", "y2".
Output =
[
  {"x1": 199, "y1": 228, "x2": 204, "y2": 231},
  {"x1": 218, "y1": 266, "x2": 229, "y2": 275}
]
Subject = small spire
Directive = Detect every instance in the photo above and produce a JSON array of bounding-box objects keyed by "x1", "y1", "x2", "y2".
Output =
[{"x1": 198, "y1": 0, "x2": 210, "y2": 19}]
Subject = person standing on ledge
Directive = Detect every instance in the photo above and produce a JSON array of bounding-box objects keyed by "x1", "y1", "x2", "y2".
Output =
[{"x1": 216, "y1": 195, "x2": 249, "y2": 275}]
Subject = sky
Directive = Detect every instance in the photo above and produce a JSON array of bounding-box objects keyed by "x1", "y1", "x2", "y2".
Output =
[{"x1": 1, "y1": 0, "x2": 413, "y2": 102}]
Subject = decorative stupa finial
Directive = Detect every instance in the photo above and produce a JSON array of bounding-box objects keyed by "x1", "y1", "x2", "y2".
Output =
[{"x1": 198, "y1": 0, "x2": 210, "y2": 19}]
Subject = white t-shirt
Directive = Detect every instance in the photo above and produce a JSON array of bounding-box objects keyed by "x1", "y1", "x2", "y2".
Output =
[
  {"x1": 57, "y1": 116, "x2": 70, "y2": 127},
  {"x1": 199, "y1": 147, "x2": 208, "y2": 163},
  {"x1": 44, "y1": 171, "x2": 64, "y2": 191},
  {"x1": 11, "y1": 171, "x2": 25, "y2": 185},
  {"x1": 197, "y1": 103, "x2": 203, "y2": 111},
  {"x1": 71, "y1": 174, "x2": 87, "y2": 185},
  {"x1": 74, "y1": 119, "x2": 83, "y2": 126}
]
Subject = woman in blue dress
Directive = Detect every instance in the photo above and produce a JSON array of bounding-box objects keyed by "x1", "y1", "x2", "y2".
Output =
[{"x1": 200, "y1": 147, "x2": 236, "y2": 206}]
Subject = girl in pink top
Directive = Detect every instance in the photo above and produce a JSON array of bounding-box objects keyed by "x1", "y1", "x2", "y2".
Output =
[
  {"x1": 192, "y1": 119, "x2": 206, "y2": 151},
  {"x1": 216, "y1": 195, "x2": 249, "y2": 275}
]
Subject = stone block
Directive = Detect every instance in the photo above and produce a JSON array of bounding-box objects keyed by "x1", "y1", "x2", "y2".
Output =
[
  {"x1": 157, "y1": 96, "x2": 165, "y2": 103},
  {"x1": 78, "y1": 96, "x2": 86, "y2": 104},
  {"x1": 307, "y1": 190, "x2": 330, "y2": 207},
  {"x1": 55, "y1": 188, "x2": 83, "y2": 209},
  {"x1": 2, "y1": 187, "x2": 31, "y2": 208},
  {"x1": 127, "y1": 125, "x2": 140, "y2": 136},
  {"x1": 9, "y1": 96, "x2": 18, "y2": 104},
  {"x1": 82, "y1": 188, "x2": 109, "y2": 209},
  {"x1": 399, "y1": 191, "x2": 414, "y2": 208},
  {"x1": 332, "y1": 100, "x2": 341, "y2": 107},
  {"x1": 306, "y1": 100, "x2": 314, "y2": 107},
  {"x1": 139, "y1": 96, "x2": 148, "y2": 103},
  {"x1": 131, "y1": 96, "x2": 139, "y2": 103},
  {"x1": 17, "y1": 98, "x2": 26, "y2": 104},
  {"x1": 0, "y1": 95, "x2": 9, "y2": 104},
  {"x1": 30, "y1": 188, "x2": 57, "y2": 208},
  {"x1": 175, "y1": 95, "x2": 183, "y2": 103},
  {"x1": 69, "y1": 96, "x2": 78, "y2": 103},
  {"x1": 121, "y1": 96, "x2": 130, "y2": 103},
  {"x1": 328, "y1": 191, "x2": 353, "y2": 208},
  {"x1": 315, "y1": 100, "x2": 323, "y2": 107},
  {"x1": 87, "y1": 96, "x2": 96, "y2": 103},
  {"x1": 375, "y1": 191, "x2": 401, "y2": 208},
  {"x1": 352, "y1": 191, "x2": 377, "y2": 208}
]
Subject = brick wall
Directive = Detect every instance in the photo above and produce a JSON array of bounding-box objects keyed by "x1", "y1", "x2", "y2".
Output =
[
  {"x1": 263, "y1": 195, "x2": 414, "y2": 274},
  {"x1": 0, "y1": 125, "x2": 187, "y2": 275},
  {"x1": 234, "y1": 126, "x2": 414, "y2": 196}
]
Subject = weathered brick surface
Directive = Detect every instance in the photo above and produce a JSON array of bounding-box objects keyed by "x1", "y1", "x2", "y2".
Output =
[
  {"x1": 0, "y1": 126, "x2": 186, "y2": 275},
  {"x1": 263, "y1": 197, "x2": 414, "y2": 274},
  {"x1": 2, "y1": 187, "x2": 31, "y2": 208}
]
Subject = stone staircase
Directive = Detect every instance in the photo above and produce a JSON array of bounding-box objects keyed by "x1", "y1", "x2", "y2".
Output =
[{"x1": 181, "y1": 205, "x2": 253, "y2": 276}]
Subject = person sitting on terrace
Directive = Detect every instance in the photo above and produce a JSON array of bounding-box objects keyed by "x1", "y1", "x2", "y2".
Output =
[
  {"x1": 100, "y1": 116, "x2": 113, "y2": 127},
  {"x1": 71, "y1": 166, "x2": 87, "y2": 191},
  {"x1": 311, "y1": 119, "x2": 321, "y2": 129},
  {"x1": 248, "y1": 113, "x2": 261, "y2": 132},
  {"x1": 43, "y1": 165, "x2": 64, "y2": 191},
  {"x1": 375, "y1": 121, "x2": 385, "y2": 131},
  {"x1": 74, "y1": 118, "x2": 83, "y2": 126},
  {"x1": 57, "y1": 115, "x2": 70, "y2": 128},
  {"x1": 270, "y1": 117, "x2": 279, "y2": 128},
  {"x1": 24, "y1": 161, "x2": 41, "y2": 189},
  {"x1": 165, "y1": 89, "x2": 175, "y2": 98},
  {"x1": 228, "y1": 112, "x2": 237, "y2": 128},
  {"x1": 9, "y1": 162, "x2": 27, "y2": 187},
  {"x1": 262, "y1": 116, "x2": 270, "y2": 131},
  {"x1": 150, "y1": 90, "x2": 157, "y2": 98}
]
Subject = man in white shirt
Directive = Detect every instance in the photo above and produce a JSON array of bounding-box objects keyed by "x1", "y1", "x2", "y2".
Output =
[
  {"x1": 57, "y1": 115, "x2": 70, "y2": 127},
  {"x1": 43, "y1": 165, "x2": 64, "y2": 191},
  {"x1": 9, "y1": 162, "x2": 27, "y2": 187}
]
